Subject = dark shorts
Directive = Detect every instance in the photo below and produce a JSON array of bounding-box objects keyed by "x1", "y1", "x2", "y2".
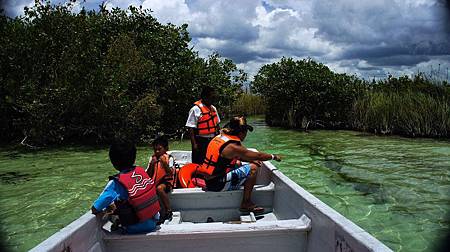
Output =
[{"x1": 192, "y1": 136, "x2": 213, "y2": 164}]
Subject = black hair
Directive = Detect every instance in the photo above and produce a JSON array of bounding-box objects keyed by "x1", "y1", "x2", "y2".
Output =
[
  {"x1": 152, "y1": 135, "x2": 169, "y2": 149},
  {"x1": 109, "y1": 142, "x2": 136, "y2": 170},
  {"x1": 222, "y1": 116, "x2": 254, "y2": 135},
  {"x1": 200, "y1": 86, "x2": 215, "y2": 99}
]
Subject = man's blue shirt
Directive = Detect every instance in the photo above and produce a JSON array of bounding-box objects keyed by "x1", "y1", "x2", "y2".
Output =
[{"x1": 93, "y1": 178, "x2": 159, "y2": 234}]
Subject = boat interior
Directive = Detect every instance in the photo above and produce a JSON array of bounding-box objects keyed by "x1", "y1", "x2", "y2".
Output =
[{"x1": 101, "y1": 151, "x2": 312, "y2": 252}]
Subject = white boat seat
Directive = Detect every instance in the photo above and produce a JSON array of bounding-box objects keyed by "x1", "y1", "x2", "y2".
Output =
[
  {"x1": 106, "y1": 215, "x2": 310, "y2": 239},
  {"x1": 169, "y1": 182, "x2": 275, "y2": 222}
]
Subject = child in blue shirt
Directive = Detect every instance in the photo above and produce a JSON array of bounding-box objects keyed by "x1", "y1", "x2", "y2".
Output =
[{"x1": 91, "y1": 143, "x2": 160, "y2": 234}]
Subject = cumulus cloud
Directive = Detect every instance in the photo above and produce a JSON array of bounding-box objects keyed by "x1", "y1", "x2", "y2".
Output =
[
  {"x1": 252, "y1": 5, "x2": 341, "y2": 59},
  {"x1": 141, "y1": 0, "x2": 190, "y2": 25},
  {"x1": 187, "y1": 1, "x2": 260, "y2": 42}
]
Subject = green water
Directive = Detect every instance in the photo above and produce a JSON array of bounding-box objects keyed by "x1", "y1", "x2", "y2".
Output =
[{"x1": 1, "y1": 118, "x2": 449, "y2": 251}]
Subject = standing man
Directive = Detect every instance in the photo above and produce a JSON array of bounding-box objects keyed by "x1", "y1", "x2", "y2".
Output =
[{"x1": 185, "y1": 86, "x2": 221, "y2": 164}]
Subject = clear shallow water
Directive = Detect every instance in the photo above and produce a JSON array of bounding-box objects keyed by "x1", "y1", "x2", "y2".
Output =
[
  {"x1": 1, "y1": 118, "x2": 449, "y2": 251},
  {"x1": 244, "y1": 118, "x2": 450, "y2": 252}
]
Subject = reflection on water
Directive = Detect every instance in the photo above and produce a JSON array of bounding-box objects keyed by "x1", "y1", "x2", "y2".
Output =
[{"x1": 0, "y1": 118, "x2": 449, "y2": 251}]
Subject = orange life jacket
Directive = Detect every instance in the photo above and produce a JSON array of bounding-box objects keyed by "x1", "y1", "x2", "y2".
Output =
[
  {"x1": 146, "y1": 154, "x2": 175, "y2": 187},
  {"x1": 200, "y1": 133, "x2": 241, "y2": 177},
  {"x1": 194, "y1": 100, "x2": 219, "y2": 136},
  {"x1": 115, "y1": 166, "x2": 160, "y2": 223}
]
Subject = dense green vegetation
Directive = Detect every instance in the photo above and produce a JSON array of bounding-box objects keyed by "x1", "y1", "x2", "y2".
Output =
[
  {"x1": 230, "y1": 93, "x2": 265, "y2": 116},
  {"x1": 252, "y1": 58, "x2": 450, "y2": 138},
  {"x1": 252, "y1": 58, "x2": 365, "y2": 129},
  {"x1": 353, "y1": 75, "x2": 450, "y2": 137},
  {"x1": 0, "y1": 1, "x2": 246, "y2": 145}
]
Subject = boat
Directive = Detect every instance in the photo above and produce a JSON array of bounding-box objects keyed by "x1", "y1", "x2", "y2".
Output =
[{"x1": 30, "y1": 150, "x2": 392, "y2": 252}]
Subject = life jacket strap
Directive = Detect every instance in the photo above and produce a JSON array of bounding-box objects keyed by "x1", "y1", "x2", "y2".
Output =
[{"x1": 134, "y1": 194, "x2": 159, "y2": 212}]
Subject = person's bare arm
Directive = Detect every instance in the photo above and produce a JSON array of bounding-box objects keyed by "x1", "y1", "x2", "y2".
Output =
[
  {"x1": 147, "y1": 155, "x2": 156, "y2": 172},
  {"x1": 221, "y1": 143, "x2": 281, "y2": 162},
  {"x1": 160, "y1": 155, "x2": 172, "y2": 174},
  {"x1": 189, "y1": 128, "x2": 198, "y2": 151}
]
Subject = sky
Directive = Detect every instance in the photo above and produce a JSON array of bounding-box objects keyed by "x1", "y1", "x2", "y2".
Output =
[{"x1": 3, "y1": 0, "x2": 450, "y2": 81}]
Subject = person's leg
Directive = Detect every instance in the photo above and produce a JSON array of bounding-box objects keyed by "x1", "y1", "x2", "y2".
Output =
[
  {"x1": 156, "y1": 184, "x2": 173, "y2": 224},
  {"x1": 157, "y1": 184, "x2": 171, "y2": 213},
  {"x1": 241, "y1": 163, "x2": 259, "y2": 209},
  {"x1": 222, "y1": 163, "x2": 252, "y2": 191},
  {"x1": 220, "y1": 163, "x2": 263, "y2": 212},
  {"x1": 191, "y1": 136, "x2": 202, "y2": 164},
  {"x1": 197, "y1": 136, "x2": 211, "y2": 163}
]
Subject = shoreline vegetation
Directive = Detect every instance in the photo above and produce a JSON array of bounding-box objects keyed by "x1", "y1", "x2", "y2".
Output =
[
  {"x1": 1, "y1": 2, "x2": 448, "y2": 147},
  {"x1": 252, "y1": 58, "x2": 449, "y2": 139}
]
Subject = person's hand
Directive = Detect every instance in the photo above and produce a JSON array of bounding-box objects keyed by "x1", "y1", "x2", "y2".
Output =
[
  {"x1": 160, "y1": 154, "x2": 168, "y2": 164},
  {"x1": 251, "y1": 160, "x2": 263, "y2": 166},
  {"x1": 273, "y1": 154, "x2": 282, "y2": 162},
  {"x1": 91, "y1": 206, "x2": 105, "y2": 218},
  {"x1": 105, "y1": 203, "x2": 116, "y2": 215},
  {"x1": 91, "y1": 206, "x2": 100, "y2": 215},
  {"x1": 192, "y1": 143, "x2": 198, "y2": 151}
]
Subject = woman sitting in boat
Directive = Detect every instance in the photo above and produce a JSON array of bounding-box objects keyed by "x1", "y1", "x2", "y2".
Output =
[
  {"x1": 146, "y1": 135, "x2": 176, "y2": 224},
  {"x1": 91, "y1": 142, "x2": 160, "y2": 234},
  {"x1": 200, "y1": 116, "x2": 282, "y2": 213}
]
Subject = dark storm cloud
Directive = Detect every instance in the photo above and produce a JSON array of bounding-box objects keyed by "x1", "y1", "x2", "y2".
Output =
[
  {"x1": 343, "y1": 46, "x2": 410, "y2": 60},
  {"x1": 311, "y1": 1, "x2": 391, "y2": 44},
  {"x1": 341, "y1": 41, "x2": 449, "y2": 67},
  {"x1": 438, "y1": 0, "x2": 450, "y2": 33},
  {"x1": 356, "y1": 65, "x2": 380, "y2": 71},
  {"x1": 192, "y1": 27, "x2": 258, "y2": 44},
  {"x1": 210, "y1": 41, "x2": 258, "y2": 63},
  {"x1": 369, "y1": 55, "x2": 430, "y2": 67},
  {"x1": 196, "y1": 38, "x2": 282, "y2": 64},
  {"x1": 339, "y1": 60, "x2": 382, "y2": 71},
  {"x1": 220, "y1": 46, "x2": 278, "y2": 64}
]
